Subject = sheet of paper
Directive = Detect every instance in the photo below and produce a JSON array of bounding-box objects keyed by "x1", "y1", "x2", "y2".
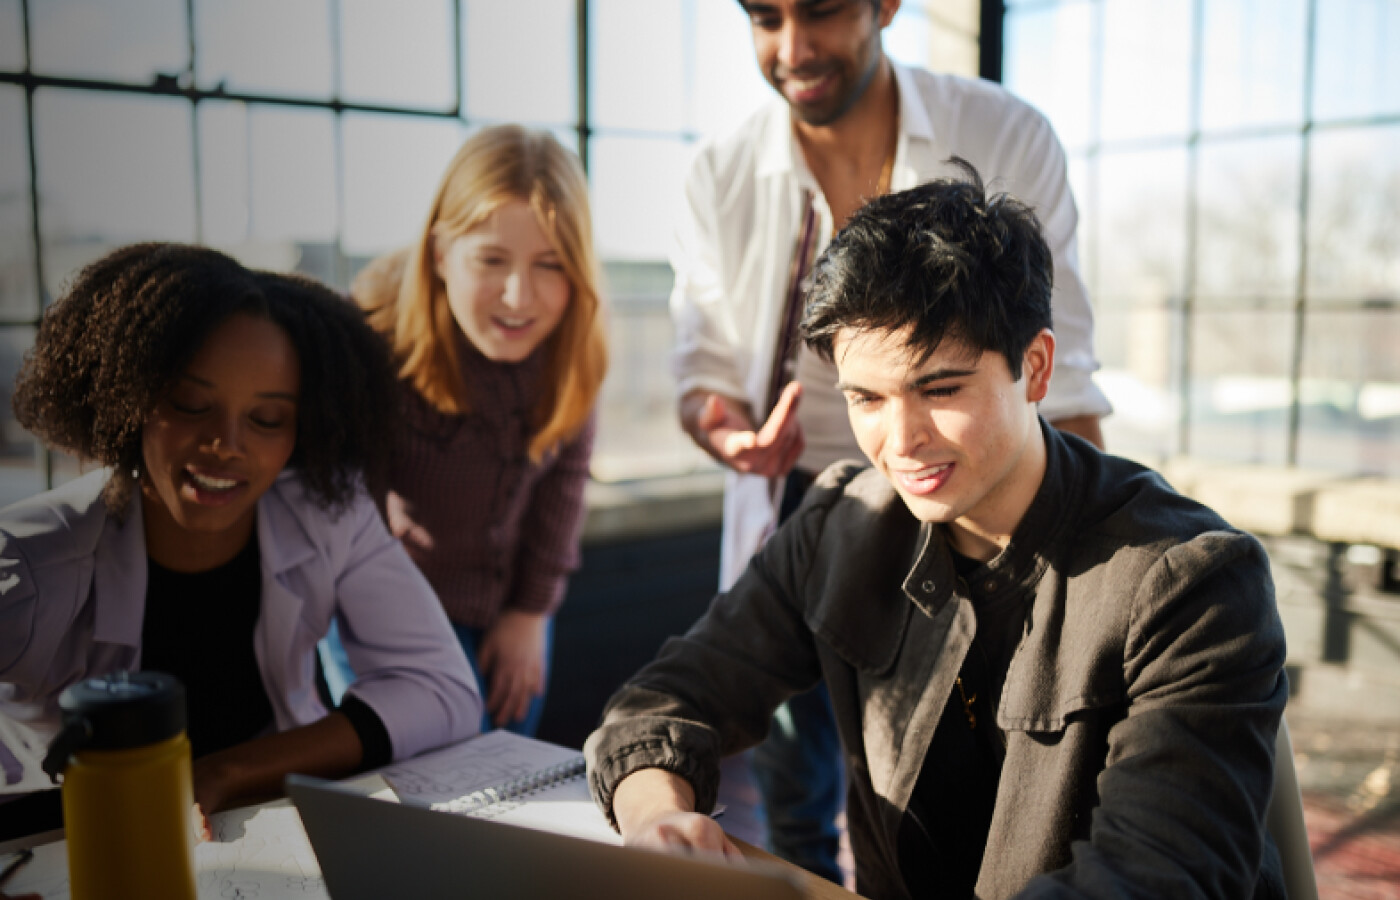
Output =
[
  {"x1": 4, "y1": 841, "x2": 68, "y2": 899},
  {"x1": 377, "y1": 730, "x2": 621, "y2": 845},
  {"x1": 196, "y1": 800, "x2": 329, "y2": 899}
]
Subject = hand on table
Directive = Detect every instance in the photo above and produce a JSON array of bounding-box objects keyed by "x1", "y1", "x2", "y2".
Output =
[
  {"x1": 612, "y1": 767, "x2": 743, "y2": 863},
  {"x1": 479, "y1": 610, "x2": 549, "y2": 727},
  {"x1": 685, "y1": 383, "x2": 804, "y2": 479}
]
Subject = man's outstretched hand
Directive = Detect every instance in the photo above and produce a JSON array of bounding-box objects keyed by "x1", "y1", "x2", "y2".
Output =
[{"x1": 682, "y1": 382, "x2": 804, "y2": 479}]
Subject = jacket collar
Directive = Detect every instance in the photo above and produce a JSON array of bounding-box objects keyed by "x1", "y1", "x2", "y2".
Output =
[
  {"x1": 93, "y1": 470, "x2": 320, "y2": 648},
  {"x1": 902, "y1": 418, "x2": 1080, "y2": 615},
  {"x1": 755, "y1": 58, "x2": 936, "y2": 186}
]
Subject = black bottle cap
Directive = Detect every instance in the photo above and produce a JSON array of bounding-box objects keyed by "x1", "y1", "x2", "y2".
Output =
[{"x1": 56, "y1": 671, "x2": 187, "y2": 752}]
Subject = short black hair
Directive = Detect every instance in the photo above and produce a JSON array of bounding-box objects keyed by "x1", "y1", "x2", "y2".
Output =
[
  {"x1": 12, "y1": 243, "x2": 396, "y2": 513},
  {"x1": 802, "y1": 158, "x2": 1053, "y2": 379}
]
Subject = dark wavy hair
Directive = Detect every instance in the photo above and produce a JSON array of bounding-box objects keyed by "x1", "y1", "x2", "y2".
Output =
[
  {"x1": 802, "y1": 158, "x2": 1053, "y2": 379},
  {"x1": 12, "y1": 243, "x2": 396, "y2": 513}
]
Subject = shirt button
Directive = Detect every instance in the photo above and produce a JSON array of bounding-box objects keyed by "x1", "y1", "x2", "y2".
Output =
[
  {"x1": 984, "y1": 579, "x2": 997, "y2": 592},
  {"x1": 921, "y1": 579, "x2": 935, "y2": 593}
]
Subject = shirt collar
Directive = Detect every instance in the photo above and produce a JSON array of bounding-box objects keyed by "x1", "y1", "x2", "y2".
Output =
[{"x1": 755, "y1": 57, "x2": 936, "y2": 185}]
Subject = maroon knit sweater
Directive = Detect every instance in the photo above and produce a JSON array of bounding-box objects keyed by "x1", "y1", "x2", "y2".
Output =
[{"x1": 381, "y1": 344, "x2": 595, "y2": 629}]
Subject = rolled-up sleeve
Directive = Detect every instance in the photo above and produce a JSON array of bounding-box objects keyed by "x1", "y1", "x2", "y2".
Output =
[
  {"x1": 584, "y1": 477, "x2": 839, "y2": 825},
  {"x1": 332, "y1": 491, "x2": 483, "y2": 761}
]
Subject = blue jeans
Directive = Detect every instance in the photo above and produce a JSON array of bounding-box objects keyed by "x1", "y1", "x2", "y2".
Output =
[
  {"x1": 318, "y1": 618, "x2": 553, "y2": 737},
  {"x1": 750, "y1": 469, "x2": 845, "y2": 884}
]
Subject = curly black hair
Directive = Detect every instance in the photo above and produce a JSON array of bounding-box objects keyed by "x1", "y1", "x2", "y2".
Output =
[
  {"x1": 12, "y1": 243, "x2": 397, "y2": 514},
  {"x1": 802, "y1": 158, "x2": 1054, "y2": 380}
]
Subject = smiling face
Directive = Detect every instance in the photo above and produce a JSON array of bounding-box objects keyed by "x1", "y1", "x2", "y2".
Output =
[
  {"x1": 744, "y1": 0, "x2": 893, "y2": 126},
  {"x1": 433, "y1": 198, "x2": 572, "y2": 363},
  {"x1": 834, "y1": 325, "x2": 1053, "y2": 559},
  {"x1": 140, "y1": 313, "x2": 300, "y2": 569}
]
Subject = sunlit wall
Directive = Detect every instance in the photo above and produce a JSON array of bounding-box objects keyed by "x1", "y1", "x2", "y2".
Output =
[{"x1": 1005, "y1": 0, "x2": 1400, "y2": 475}]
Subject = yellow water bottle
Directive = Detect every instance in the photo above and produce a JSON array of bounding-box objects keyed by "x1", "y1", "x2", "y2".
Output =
[{"x1": 40, "y1": 671, "x2": 197, "y2": 900}]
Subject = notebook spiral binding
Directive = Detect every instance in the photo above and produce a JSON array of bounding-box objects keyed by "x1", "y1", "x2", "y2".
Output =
[{"x1": 431, "y1": 756, "x2": 587, "y2": 818}]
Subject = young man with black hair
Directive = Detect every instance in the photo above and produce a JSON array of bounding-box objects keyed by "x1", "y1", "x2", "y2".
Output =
[
  {"x1": 588, "y1": 166, "x2": 1287, "y2": 899},
  {"x1": 673, "y1": 1, "x2": 1113, "y2": 877}
]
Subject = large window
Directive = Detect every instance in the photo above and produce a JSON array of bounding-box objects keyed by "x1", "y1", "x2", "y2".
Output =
[
  {"x1": 1005, "y1": 0, "x2": 1400, "y2": 475},
  {"x1": 0, "y1": 0, "x2": 978, "y2": 504}
]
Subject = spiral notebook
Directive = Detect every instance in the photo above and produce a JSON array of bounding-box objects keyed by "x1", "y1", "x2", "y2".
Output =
[{"x1": 375, "y1": 730, "x2": 620, "y2": 845}]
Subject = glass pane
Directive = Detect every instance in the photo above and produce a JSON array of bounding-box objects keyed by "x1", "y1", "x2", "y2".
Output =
[
  {"x1": 1101, "y1": 0, "x2": 1193, "y2": 143},
  {"x1": 0, "y1": 87, "x2": 37, "y2": 321},
  {"x1": 342, "y1": 114, "x2": 466, "y2": 257},
  {"x1": 1313, "y1": 0, "x2": 1400, "y2": 122},
  {"x1": 31, "y1": 0, "x2": 186, "y2": 83},
  {"x1": 1307, "y1": 125, "x2": 1400, "y2": 304},
  {"x1": 924, "y1": 26, "x2": 978, "y2": 79},
  {"x1": 1005, "y1": 1, "x2": 1093, "y2": 150},
  {"x1": 463, "y1": 0, "x2": 575, "y2": 125},
  {"x1": 1194, "y1": 135, "x2": 1302, "y2": 302},
  {"x1": 1097, "y1": 146, "x2": 1189, "y2": 309},
  {"x1": 196, "y1": 0, "x2": 333, "y2": 98},
  {"x1": 0, "y1": 0, "x2": 25, "y2": 71},
  {"x1": 1200, "y1": 0, "x2": 1306, "y2": 132},
  {"x1": 197, "y1": 101, "x2": 250, "y2": 248},
  {"x1": 592, "y1": 0, "x2": 686, "y2": 133},
  {"x1": 1097, "y1": 306, "x2": 1182, "y2": 460},
  {"x1": 886, "y1": 8, "x2": 934, "y2": 70},
  {"x1": 34, "y1": 90, "x2": 196, "y2": 298},
  {"x1": 1297, "y1": 308, "x2": 1400, "y2": 476},
  {"x1": 198, "y1": 104, "x2": 337, "y2": 280},
  {"x1": 0, "y1": 326, "x2": 41, "y2": 508},
  {"x1": 248, "y1": 107, "x2": 337, "y2": 244},
  {"x1": 1067, "y1": 153, "x2": 1095, "y2": 299},
  {"x1": 691, "y1": 0, "x2": 772, "y2": 139},
  {"x1": 340, "y1": 0, "x2": 455, "y2": 110},
  {"x1": 1186, "y1": 307, "x2": 1294, "y2": 465},
  {"x1": 590, "y1": 135, "x2": 693, "y2": 261},
  {"x1": 593, "y1": 265, "x2": 712, "y2": 481}
]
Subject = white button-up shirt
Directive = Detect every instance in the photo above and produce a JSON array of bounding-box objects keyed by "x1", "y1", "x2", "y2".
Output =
[{"x1": 671, "y1": 61, "x2": 1112, "y2": 588}]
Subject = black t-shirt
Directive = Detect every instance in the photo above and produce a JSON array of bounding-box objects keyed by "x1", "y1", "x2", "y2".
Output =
[
  {"x1": 142, "y1": 536, "x2": 275, "y2": 759},
  {"x1": 897, "y1": 550, "x2": 1030, "y2": 899}
]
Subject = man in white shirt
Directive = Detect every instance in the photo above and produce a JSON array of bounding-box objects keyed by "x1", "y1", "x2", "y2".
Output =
[{"x1": 669, "y1": 0, "x2": 1111, "y2": 881}]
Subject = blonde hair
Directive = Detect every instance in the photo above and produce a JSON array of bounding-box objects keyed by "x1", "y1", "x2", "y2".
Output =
[{"x1": 357, "y1": 125, "x2": 608, "y2": 462}]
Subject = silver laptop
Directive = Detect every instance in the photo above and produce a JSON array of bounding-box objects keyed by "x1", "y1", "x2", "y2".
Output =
[{"x1": 286, "y1": 775, "x2": 807, "y2": 900}]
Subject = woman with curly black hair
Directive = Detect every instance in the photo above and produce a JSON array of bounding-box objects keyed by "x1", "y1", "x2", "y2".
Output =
[{"x1": 0, "y1": 243, "x2": 481, "y2": 840}]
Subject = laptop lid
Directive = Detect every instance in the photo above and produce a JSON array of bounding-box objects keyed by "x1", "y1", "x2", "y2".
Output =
[{"x1": 286, "y1": 775, "x2": 807, "y2": 900}]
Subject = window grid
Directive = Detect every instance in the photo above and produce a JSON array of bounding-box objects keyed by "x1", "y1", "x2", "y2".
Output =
[{"x1": 1009, "y1": 0, "x2": 1400, "y2": 469}]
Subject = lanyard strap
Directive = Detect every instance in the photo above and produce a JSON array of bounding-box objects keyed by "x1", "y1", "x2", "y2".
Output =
[{"x1": 765, "y1": 189, "x2": 821, "y2": 418}]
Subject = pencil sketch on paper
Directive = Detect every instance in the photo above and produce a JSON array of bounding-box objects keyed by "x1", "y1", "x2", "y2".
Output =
[{"x1": 196, "y1": 802, "x2": 330, "y2": 899}]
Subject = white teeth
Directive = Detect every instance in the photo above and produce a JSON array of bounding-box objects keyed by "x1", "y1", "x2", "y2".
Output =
[
  {"x1": 497, "y1": 317, "x2": 530, "y2": 328},
  {"x1": 190, "y1": 472, "x2": 237, "y2": 491}
]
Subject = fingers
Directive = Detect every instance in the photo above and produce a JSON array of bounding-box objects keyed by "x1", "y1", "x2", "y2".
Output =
[
  {"x1": 486, "y1": 658, "x2": 542, "y2": 726},
  {"x1": 192, "y1": 802, "x2": 213, "y2": 843},
  {"x1": 629, "y1": 811, "x2": 735, "y2": 859},
  {"x1": 756, "y1": 381, "x2": 802, "y2": 446}
]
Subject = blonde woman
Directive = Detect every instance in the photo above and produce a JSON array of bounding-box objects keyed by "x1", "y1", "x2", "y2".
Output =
[{"x1": 333, "y1": 125, "x2": 606, "y2": 736}]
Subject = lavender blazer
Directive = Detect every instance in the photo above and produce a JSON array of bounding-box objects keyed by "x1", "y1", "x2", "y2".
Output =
[{"x1": 0, "y1": 469, "x2": 481, "y2": 794}]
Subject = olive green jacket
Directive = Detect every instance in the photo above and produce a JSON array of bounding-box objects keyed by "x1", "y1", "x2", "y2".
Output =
[{"x1": 586, "y1": 423, "x2": 1287, "y2": 899}]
